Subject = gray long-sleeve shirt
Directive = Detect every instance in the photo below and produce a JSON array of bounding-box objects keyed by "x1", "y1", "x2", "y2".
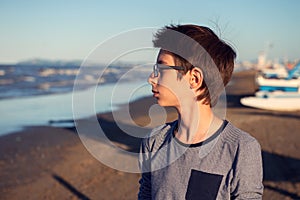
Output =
[{"x1": 138, "y1": 120, "x2": 263, "y2": 199}]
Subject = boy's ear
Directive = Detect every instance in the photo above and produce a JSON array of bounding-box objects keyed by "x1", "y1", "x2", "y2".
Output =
[{"x1": 189, "y1": 68, "x2": 203, "y2": 89}]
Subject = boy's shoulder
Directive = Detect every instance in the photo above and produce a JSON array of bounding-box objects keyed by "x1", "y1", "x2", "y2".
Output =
[
  {"x1": 222, "y1": 121, "x2": 261, "y2": 149},
  {"x1": 141, "y1": 121, "x2": 177, "y2": 152}
]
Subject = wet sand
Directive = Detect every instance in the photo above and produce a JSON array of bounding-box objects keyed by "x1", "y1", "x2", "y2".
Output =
[{"x1": 0, "y1": 70, "x2": 299, "y2": 199}]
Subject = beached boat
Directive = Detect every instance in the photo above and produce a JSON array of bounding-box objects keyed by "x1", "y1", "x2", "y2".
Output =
[
  {"x1": 256, "y1": 75, "x2": 300, "y2": 92},
  {"x1": 241, "y1": 62, "x2": 300, "y2": 111},
  {"x1": 259, "y1": 65, "x2": 288, "y2": 79},
  {"x1": 256, "y1": 62, "x2": 300, "y2": 92},
  {"x1": 240, "y1": 91, "x2": 300, "y2": 111}
]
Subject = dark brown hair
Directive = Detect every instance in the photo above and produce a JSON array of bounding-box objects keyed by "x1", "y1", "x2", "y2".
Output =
[{"x1": 153, "y1": 24, "x2": 236, "y2": 107}]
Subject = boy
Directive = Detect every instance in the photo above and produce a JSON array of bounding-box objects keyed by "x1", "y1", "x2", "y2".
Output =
[{"x1": 138, "y1": 24, "x2": 263, "y2": 199}]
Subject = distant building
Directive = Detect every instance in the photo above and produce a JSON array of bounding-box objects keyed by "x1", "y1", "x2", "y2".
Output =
[{"x1": 257, "y1": 51, "x2": 266, "y2": 69}]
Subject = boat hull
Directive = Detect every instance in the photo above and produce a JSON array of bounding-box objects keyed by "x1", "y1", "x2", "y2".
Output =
[{"x1": 241, "y1": 96, "x2": 300, "y2": 111}]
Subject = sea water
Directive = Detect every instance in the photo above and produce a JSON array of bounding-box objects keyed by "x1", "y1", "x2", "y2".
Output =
[{"x1": 0, "y1": 81, "x2": 151, "y2": 136}]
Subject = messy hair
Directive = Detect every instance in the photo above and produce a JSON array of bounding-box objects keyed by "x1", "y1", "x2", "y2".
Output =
[{"x1": 153, "y1": 24, "x2": 236, "y2": 107}]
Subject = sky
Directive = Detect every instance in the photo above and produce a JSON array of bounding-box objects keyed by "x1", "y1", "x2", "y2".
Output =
[{"x1": 1, "y1": 0, "x2": 300, "y2": 64}]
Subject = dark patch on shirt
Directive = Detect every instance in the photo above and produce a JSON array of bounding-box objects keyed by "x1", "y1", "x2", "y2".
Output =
[{"x1": 186, "y1": 170, "x2": 223, "y2": 200}]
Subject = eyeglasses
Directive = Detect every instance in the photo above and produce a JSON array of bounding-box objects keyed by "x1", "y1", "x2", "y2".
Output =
[{"x1": 153, "y1": 64, "x2": 185, "y2": 77}]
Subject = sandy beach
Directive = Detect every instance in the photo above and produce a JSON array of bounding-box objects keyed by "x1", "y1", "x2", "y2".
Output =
[{"x1": 0, "y1": 70, "x2": 300, "y2": 200}]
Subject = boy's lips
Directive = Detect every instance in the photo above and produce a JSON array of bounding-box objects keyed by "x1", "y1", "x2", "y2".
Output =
[{"x1": 152, "y1": 90, "x2": 159, "y2": 97}]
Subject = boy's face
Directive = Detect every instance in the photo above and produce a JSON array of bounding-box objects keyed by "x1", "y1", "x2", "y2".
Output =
[{"x1": 148, "y1": 51, "x2": 193, "y2": 109}]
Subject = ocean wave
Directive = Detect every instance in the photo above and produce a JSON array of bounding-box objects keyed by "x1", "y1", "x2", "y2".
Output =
[
  {"x1": 0, "y1": 79, "x2": 14, "y2": 85},
  {"x1": 39, "y1": 68, "x2": 79, "y2": 77},
  {"x1": 20, "y1": 76, "x2": 36, "y2": 82},
  {"x1": 0, "y1": 64, "x2": 151, "y2": 99},
  {"x1": 0, "y1": 70, "x2": 5, "y2": 76}
]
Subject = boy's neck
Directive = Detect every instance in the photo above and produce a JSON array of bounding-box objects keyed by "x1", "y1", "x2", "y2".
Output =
[{"x1": 175, "y1": 102, "x2": 222, "y2": 144}]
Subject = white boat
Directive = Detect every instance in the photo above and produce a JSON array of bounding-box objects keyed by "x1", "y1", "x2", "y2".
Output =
[
  {"x1": 256, "y1": 75, "x2": 300, "y2": 92},
  {"x1": 241, "y1": 60, "x2": 300, "y2": 111},
  {"x1": 256, "y1": 62, "x2": 300, "y2": 92},
  {"x1": 240, "y1": 91, "x2": 300, "y2": 111},
  {"x1": 259, "y1": 64, "x2": 288, "y2": 79}
]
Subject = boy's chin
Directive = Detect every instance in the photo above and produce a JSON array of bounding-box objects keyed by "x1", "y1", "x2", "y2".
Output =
[
  {"x1": 156, "y1": 98, "x2": 166, "y2": 107},
  {"x1": 156, "y1": 98, "x2": 174, "y2": 108}
]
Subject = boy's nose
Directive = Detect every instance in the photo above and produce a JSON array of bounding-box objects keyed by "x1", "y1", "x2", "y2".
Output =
[{"x1": 148, "y1": 72, "x2": 158, "y2": 85}]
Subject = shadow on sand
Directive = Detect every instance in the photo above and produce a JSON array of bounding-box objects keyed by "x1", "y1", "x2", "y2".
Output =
[
  {"x1": 262, "y1": 151, "x2": 300, "y2": 183},
  {"x1": 52, "y1": 174, "x2": 90, "y2": 200}
]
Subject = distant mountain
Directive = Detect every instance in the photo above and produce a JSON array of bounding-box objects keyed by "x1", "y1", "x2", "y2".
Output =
[{"x1": 16, "y1": 59, "x2": 82, "y2": 67}]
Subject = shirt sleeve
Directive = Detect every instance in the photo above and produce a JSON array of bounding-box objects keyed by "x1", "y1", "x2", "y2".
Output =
[
  {"x1": 138, "y1": 138, "x2": 152, "y2": 200},
  {"x1": 230, "y1": 138, "x2": 264, "y2": 199}
]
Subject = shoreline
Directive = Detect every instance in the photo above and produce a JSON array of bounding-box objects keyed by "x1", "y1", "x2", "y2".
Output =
[
  {"x1": 1, "y1": 70, "x2": 300, "y2": 199},
  {"x1": 0, "y1": 79, "x2": 150, "y2": 137}
]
